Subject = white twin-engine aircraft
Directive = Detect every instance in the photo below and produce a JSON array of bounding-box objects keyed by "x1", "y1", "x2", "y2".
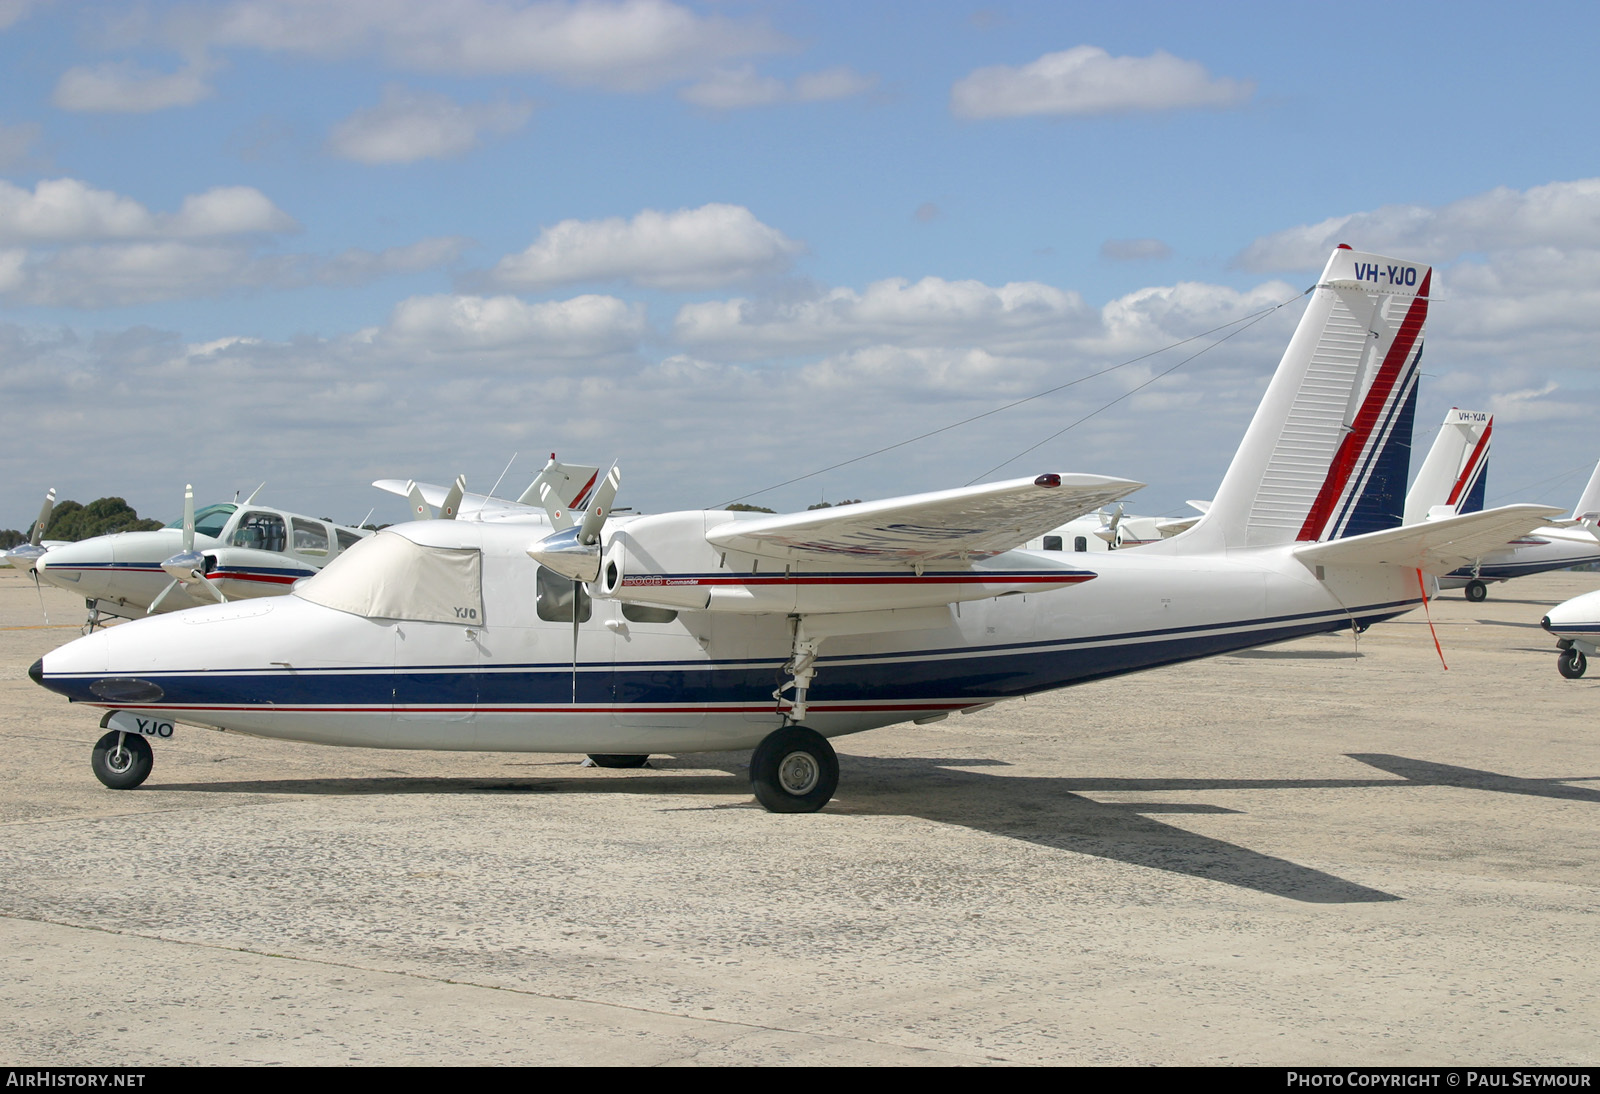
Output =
[
  {"x1": 27, "y1": 486, "x2": 374, "y2": 626},
  {"x1": 31, "y1": 247, "x2": 1563, "y2": 812},
  {"x1": 1403, "y1": 408, "x2": 1600, "y2": 601}
]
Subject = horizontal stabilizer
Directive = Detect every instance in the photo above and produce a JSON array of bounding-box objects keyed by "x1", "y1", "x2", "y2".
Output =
[
  {"x1": 1293, "y1": 504, "x2": 1563, "y2": 573},
  {"x1": 707, "y1": 474, "x2": 1143, "y2": 565}
]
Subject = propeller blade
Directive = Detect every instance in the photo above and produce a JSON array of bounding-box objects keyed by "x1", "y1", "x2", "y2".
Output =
[
  {"x1": 182, "y1": 484, "x2": 196, "y2": 553},
  {"x1": 190, "y1": 571, "x2": 228, "y2": 604},
  {"x1": 579, "y1": 463, "x2": 620, "y2": 546},
  {"x1": 147, "y1": 579, "x2": 181, "y2": 614},
  {"x1": 405, "y1": 480, "x2": 433, "y2": 521},
  {"x1": 29, "y1": 488, "x2": 55, "y2": 547},
  {"x1": 440, "y1": 475, "x2": 466, "y2": 521}
]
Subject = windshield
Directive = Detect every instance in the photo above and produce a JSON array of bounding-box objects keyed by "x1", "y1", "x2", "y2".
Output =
[
  {"x1": 165, "y1": 503, "x2": 237, "y2": 539},
  {"x1": 295, "y1": 531, "x2": 483, "y2": 625}
]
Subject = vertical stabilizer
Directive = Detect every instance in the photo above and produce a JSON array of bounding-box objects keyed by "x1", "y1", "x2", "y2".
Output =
[
  {"x1": 1171, "y1": 247, "x2": 1430, "y2": 552},
  {"x1": 1571, "y1": 459, "x2": 1600, "y2": 523},
  {"x1": 1403, "y1": 408, "x2": 1491, "y2": 524}
]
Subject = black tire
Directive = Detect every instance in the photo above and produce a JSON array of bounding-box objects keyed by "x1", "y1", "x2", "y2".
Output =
[
  {"x1": 1559, "y1": 648, "x2": 1588, "y2": 680},
  {"x1": 1465, "y1": 580, "x2": 1488, "y2": 603},
  {"x1": 750, "y1": 725, "x2": 838, "y2": 814},
  {"x1": 91, "y1": 730, "x2": 152, "y2": 789},
  {"x1": 587, "y1": 754, "x2": 650, "y2": 768}
]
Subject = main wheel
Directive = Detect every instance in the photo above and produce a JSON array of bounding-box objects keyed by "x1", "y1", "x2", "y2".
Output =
[
  {"x1": 750, "y1": 725, "x2": 838, "y2": 814},
  {"x1": 587, "y1": 754, "x2": 650, "y2": 768},
  {"x1": 91, "y1": 730, "x2": 152, "y2": 789},
  {"x1": 1559, "y1": 648, "x2": 1588, "y2": 680},
  {"x1": 1465, "y1": 580, "x2": 1488, "y2": 603}
]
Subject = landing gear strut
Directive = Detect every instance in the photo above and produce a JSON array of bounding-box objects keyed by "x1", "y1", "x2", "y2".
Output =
[{"x1": 91, "y1": 730, "x2": 152, "y2": 789}]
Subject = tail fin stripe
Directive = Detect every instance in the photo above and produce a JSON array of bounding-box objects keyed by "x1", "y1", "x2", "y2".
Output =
[
  {"x1": 1446, "y1": 420, "x2": 1493, "y2": 507},
  {"x1": 1295, "y1": 270, "x2": 1431, "y2": 541},
  {"x1": 1327, "y1": 368, "x2": 1418, "y2": 539}
]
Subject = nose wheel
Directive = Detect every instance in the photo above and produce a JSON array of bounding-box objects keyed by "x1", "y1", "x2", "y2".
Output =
[
  {"x1": 91, "y1": 730, "x2": 153, "y2": 789},
  {"x1": 1558, "y1": 648, "x2": 1588, "y2": 679},
  {"x1": 750, "y1": 725, "x2": 838, "y2": 813}
]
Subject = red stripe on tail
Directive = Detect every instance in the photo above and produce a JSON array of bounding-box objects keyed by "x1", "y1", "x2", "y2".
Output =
[{"x1": 1296, "y1": 270, "x2": 1431, "y2": 541}]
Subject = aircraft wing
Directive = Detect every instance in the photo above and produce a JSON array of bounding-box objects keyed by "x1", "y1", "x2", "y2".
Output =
[
  {"x1": 706, "y1": 474, "x2": 1143, "y2": 565},
  {"x1": 1292, "y1": 504, "x2": 1564, "y2": 573},
  {"x1": 373, "y1": 479, "x2": 542, "y2": 520},
  {"x1": 1155, "y1": 515, "x2": 1202, "y2": 537}
]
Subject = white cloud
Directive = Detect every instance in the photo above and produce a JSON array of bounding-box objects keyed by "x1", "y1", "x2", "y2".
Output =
[
  {"x1": 673, "y1": 276, "x2": 1097, "y2": 359},
  {"x1": 0, "y1": 179, "x2": 297, "y2": 244},
  {"x1": 381, "y1": 292, "x2": 646, "y2": 358},
  {"x1": 167, "y1": 0, "x2": 790, "y2": 91},
  {"x1": 15, "y1": 242, "x2": 294, "y2": 308},
  {"x1": 1233, "y1": 179, "x2": 1600, "y2": 272},
  {"x1": 950, "y1": 45, "x2": 1253, "y2": 119},
  {"x1": 52, "y1": 60, "x2": 216, "y2": 112},
  {"x1": 489, "y1": 203, "x2": 803, "y2": 290},
  {"x1": 327, "y1": 85, "x2": 534, "y2": 164},
  {"x1": 680, "y1": 64, "x2": 876, "y2": 109}
]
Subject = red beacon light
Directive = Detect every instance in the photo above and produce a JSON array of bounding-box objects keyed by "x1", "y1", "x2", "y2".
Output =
[{"x1": 1034, "y1": 473, "x2": 1061, "y2": 488}]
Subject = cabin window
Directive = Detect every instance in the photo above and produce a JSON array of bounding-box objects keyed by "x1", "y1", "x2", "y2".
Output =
[
  {"x1": 536, "y1": 566, "x2": 592, "y2": 623},
  {"x1": 292, "y1": 518, "x2": 330, "y2": 556},
  {"x1": 232, "y1": 512, "x2": 287, "y2": 552},
  {"x1": 295, "y1": 531, "x2": 483, "y2": 625},
  {"x1": 622, "y1": 603, "x2": 678, "y2": 624},
  {"x1": 1042, "y1": 535, "x2": 1063, "y2": 551},
  {"x1": 167, "y1": 503, "x2": 236, "y2": 540},
  {"x1": 1073, "y1": 536, "x2": 1088, "y2": 552},
  {"x1": 336, "y1": 528, "x2": 364, "y2": 553}
]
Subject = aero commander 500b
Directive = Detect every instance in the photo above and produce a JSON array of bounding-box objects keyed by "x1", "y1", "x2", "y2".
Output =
[{"x1": 31, "y1": 247, "x2": 1561, "y2": 812}]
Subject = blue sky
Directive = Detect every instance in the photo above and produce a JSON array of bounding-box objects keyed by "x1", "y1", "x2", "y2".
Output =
[{"x1": 3, "y1": 0, "x2": 1599, "y2": 527}]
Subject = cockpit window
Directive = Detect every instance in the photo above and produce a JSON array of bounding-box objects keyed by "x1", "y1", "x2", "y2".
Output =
[
  {"x1": 232, "y1": 512, "x2": 287, "y2": 552},
  {"x1": 292, "y1": 518, "x2": 330, "y2": 556},
  {"x1": 295, "y1": 531, "x2": 483, "y2": 625},
  {"x1": 166, "y1": 503, "x2": 236, "y2": 539}
]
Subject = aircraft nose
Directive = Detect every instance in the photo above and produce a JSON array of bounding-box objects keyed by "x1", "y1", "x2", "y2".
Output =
[
  {"x1": 1541, "y1": 615, "x2": 1553, "y2": 633},
  {"x1": 28, "y1": 658, "x2": 43, "y2": 686}
]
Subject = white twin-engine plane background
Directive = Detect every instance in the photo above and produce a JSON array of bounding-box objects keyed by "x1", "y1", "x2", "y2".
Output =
[
  {"x1": 1401, "y1": 408, "x2": 1600, "y2": 602},
  {"x1": 31, "y1": 247, "x2": 1565, "y2": 812}
]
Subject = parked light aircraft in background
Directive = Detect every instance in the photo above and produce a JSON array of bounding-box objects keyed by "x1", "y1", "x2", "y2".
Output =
[
  {"x1": 31, "y1": 485, "x2": 373, "y2": 626},
  {"x1": 1401, "y1": 408, "x2": 1600, "y2": 601},
  {"x1": 1027, "y1": 502, "x2": 1208, "y2": 554},
  {"x1": 31, "y1": 248, "x2": 1563, "y2": 812},
  {"x1": 27, "y1": 460, "x2": 604, "y2": 629}
]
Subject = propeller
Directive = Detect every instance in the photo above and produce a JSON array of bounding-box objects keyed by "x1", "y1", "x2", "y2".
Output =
[
  {"x1": 1092, "y1": 504, "x2": 1124, "y2": 548},
  {"x1": 150, "y1": 484, "x2": 227, "y2": 613},
  {"x1": 404, "y1": 475, "x2": 467, "y2": 521},
  {"x1": 439, "y1": 475, "x2": 466, "y2": 520},
  {"x1": 527, "y1": 462, "x2": 620, "y2": 583},
  {"x1": 5, "y1": 487, "x2": 56, "y2": 571}
]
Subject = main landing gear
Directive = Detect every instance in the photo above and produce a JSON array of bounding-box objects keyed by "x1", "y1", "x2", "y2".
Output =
[
  {"x1": 91, "y1": 730, "x2": 152, "y2": 789},
  {"x1": 1464, "y1": 579, "x2": 1489, "y2": 603},
  {"x1": 748, "y1": 617, "x2": 840, "y2": 813}
]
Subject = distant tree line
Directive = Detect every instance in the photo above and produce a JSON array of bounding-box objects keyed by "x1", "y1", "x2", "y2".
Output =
[{"x1": 0, "y1": 497, "x2": 163, "y2": 548}]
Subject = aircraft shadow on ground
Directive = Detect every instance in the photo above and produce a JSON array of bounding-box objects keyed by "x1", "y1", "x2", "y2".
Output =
[{"x1": 150, "y1": 750, "x2": 1597, "y2": 906}]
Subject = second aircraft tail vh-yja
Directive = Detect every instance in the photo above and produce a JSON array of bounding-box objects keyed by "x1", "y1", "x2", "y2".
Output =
[{"x1": 31, "y1": 247, "x2": 1562, "y2": 812}]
